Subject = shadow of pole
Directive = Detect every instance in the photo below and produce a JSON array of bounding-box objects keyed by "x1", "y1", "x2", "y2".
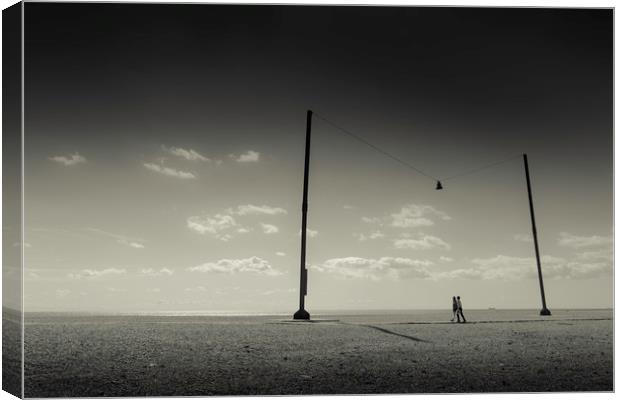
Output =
[{"x1": 339, "y1": 322, "x2": 431, "y2": 343}]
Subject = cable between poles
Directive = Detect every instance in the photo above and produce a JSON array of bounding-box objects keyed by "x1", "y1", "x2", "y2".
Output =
[
  {"x1": 440, "y1": 154, "x2": 523, "y2": 181},
  {"x1": 314, "y1": 112, "x2": 439, "y2": 183},
  {"x1": 313, "y1": 112, "x2": 523, "y2": 188}
]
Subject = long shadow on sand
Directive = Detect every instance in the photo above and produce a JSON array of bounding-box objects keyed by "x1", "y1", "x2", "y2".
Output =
[
  {"x1": 272, "y1": 320, "x2": 432, "y2": 343},
  {"x1": 342, "y1": 322, "x2": 431, "y2": 343}
]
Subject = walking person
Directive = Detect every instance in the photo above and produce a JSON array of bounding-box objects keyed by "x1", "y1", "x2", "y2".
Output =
[
  {"x1": 450, "y1": 296, "x2": 458, "y2": 322},
  {"x1": 456, "y1": 295, "x2": 467, "y2": 323}
]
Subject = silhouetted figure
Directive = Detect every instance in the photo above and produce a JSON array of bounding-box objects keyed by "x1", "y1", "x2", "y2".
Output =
[
  {"x1": 456, "y1": 296, "x2": 466, "y2": 323},
  {"x1": 450, "y1": 296, "x2": 458, "y2": 322}
]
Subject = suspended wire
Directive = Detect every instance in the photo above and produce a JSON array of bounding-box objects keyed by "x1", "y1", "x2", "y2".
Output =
[
  {"x1": 313, "y1": 112, "x2": 439, "y2": 182},
  {"x1": 440, "y1": 154, "x2": 522, "y2": 181},
  {"x1": 313, "y1": 111, "x2": 522, "y2": 186}
]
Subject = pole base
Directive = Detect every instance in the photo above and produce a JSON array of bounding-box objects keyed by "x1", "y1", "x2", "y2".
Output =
[
  {"x1": 540, "y1": 308, "x2": 551, "y2": 316},
  {"x1": 293, "y1": 308, "x2": 310, "y2": 320}
]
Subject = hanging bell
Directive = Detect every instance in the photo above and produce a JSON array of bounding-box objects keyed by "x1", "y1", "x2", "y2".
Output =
[{"x1": 435, "y1": 180, "x2": 443, "y2": 190}]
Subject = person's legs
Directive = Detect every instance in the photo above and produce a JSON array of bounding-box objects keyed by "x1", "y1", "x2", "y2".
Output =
[
  {"x1": 458, "y1": 309, "x2": 466, "y2": 322},
  {"x1": 456, "y1": 310, "x2": 462, "y2": 323}
]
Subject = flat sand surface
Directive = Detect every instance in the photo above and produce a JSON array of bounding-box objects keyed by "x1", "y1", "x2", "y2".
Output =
[{"x1": 16, "y1": 309, "x2": 613, "y2": 397}]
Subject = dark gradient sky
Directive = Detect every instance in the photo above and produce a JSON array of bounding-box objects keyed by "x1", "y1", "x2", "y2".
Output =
[
  {"x1": 25, "y1": 5, "x2": 612, "y2": 185},
  {"x1": 3, "y1": 2, "x2": 23, "y2": 311},
  {"x1": 22, "y1": 4, "x2": 613, "y2": 312}
]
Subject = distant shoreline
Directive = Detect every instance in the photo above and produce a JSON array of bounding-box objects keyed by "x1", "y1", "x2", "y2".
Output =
[{"x1": 5, "y1": 306, "x2": 613, "y2": 317}]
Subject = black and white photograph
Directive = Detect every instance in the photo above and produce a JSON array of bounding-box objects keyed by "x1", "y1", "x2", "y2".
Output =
[{"x1": 1, "y1": 1, "x2": 614, "y2": 398}]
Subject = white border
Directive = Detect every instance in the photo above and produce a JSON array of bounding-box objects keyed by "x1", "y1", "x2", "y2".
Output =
[{"x1": 0, "y1": 1, "x2": 615, "y2": 400}]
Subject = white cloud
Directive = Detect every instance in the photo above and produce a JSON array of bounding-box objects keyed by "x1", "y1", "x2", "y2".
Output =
[
  {"x1": 557, "y1": 232, "x2": 612, "y2": 249},
  {"x1": 261, "y1": 223, "x2": 279, "y2": 234},
  {"x1": 231, "y1": 204, "x2": 288, "y2": 216},
  {"x1": 436, "y1": 254, "x2": 612, "y2": 281},
  {"x1": 218, "y1": 234, "x2": 233, "y2": 242},
  {"x1": 343, "y1": 205, "x2": 357, "y2": 210},
  {"x1": 361, "y1": 204, "x2": 450, "y2": 228},
  {"x1": 393, "y1": 234, "x2": 451, "y2": 250},
  {"x1": 187, "y1": 205, "x2": 284, "y2": 240},
  {"x1": 393, "y1": 217, "x2": 433, "y2": 228},
  {"x1": 230, "y1": 150, "x2": 260, "y2": 163},
  {"x1": 435, "y1": 268, "x2": 485, "y2": 280},
  {"x1": 276, "y1": 252, "x2": 286, "y2": 256},
  {"x1": 162, "y1": 146, "x2": 209, "y2": 162},
  {"x1": 576, "y1": 249, "x2": 613, "y2": 262},
  {"x1": 86, "y1": 228, "x2": 146, "y2": 249},
  {"x1": 187, "y1": 214, "x2": 239, "y2": 240},
  {"x1": 185, "y1": 286, "x2": 207, "y2": 292},
  {"x1": 311, "y1": 257, "x2": 433, "y2": 280},
  {"x1": 513, "y1": 233, "x2": 533, "y2": 243},
  {"x1": 440, "y1": 256, "x2": 454, "y2": 262},
  {"x1": 141, "y1": 268, "x2": 174, "y2": 277},
  {"x1": 49, "y1": 153, "x2": 86, "y2": 166},
  {"x1": 27, "y1": 271, "x2": 40, "y2": 280},
  {"x1": 143, "y1": 163, "x2": 196, "y2": 179},
  {"x1": 299, "y1": 229, "x2": 318, "y2": 238},
  {"x1": 391, "y1": 204, "x2": 451, "y2": 228},
  {"x1": 260, "y1": 288, "x2": 296, "y2": 296},
  {"x1": 188, "y1": 256, "x2": 280, "y2": 276},
  {"x1": 56, "y1": 289, "x2": 71, "y2": 297},
  {"x1": 368, "y1": 231, "x2": 385, "y2": 240},
  {"x1": 455, "y1": 255, "x2": 545, "y2": 280},
  {"x1": 68, "y1": 268, "x2": 126, "y2": 280},
  {"x1": 355, "y1": 231, "x2": 386, "y2": 241},
  {"x1": 146, "y1": 288, "x2": 161, "y2": 293}
]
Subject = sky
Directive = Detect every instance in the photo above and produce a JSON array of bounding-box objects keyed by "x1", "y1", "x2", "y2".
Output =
[
  {"x1": 3, "y1": 1, "x2": 22, "y2": 312},
  {"x1": 19, "y1": 4, "x2": 612, "y2": 313}
]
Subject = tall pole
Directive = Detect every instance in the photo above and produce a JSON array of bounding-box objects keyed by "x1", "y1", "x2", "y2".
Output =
[
  {"x1": 293, "y1": 110, "x2": 312, "y2": 320},
  {"x1": 523, "y1": 153, "x2": 551, "y2": 316}
]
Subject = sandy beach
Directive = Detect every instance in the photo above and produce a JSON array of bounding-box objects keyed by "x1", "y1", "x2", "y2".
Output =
[{"x1": 16, "y1": 309, "x2": 613, "y2": 397}]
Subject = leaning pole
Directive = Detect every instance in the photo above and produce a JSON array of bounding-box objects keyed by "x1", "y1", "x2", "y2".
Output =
[
  {"x1": 293, "y1": 110, "x2": 312, "y2": 320},
  {"x1": 523, "y1": 153, "x2": 551, "y2": 316}
]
